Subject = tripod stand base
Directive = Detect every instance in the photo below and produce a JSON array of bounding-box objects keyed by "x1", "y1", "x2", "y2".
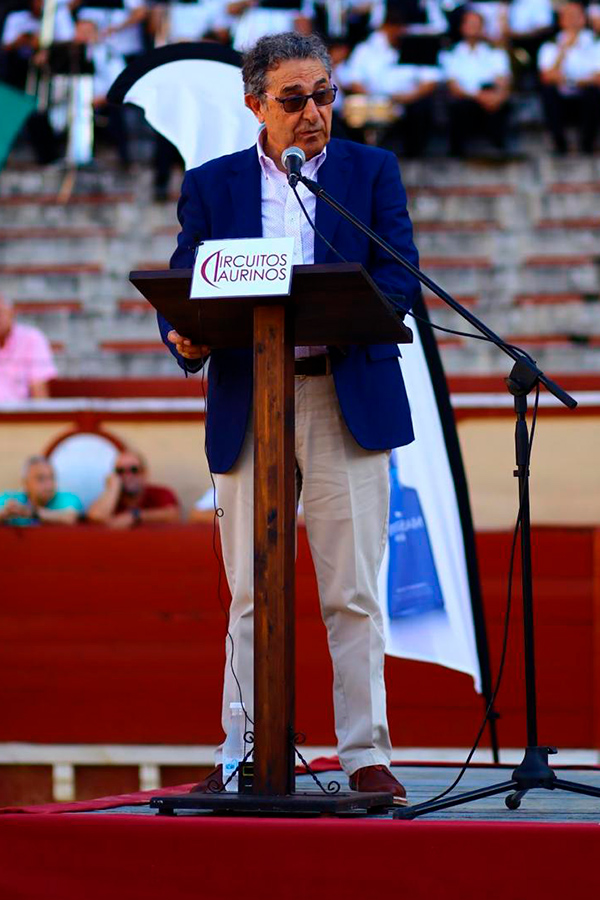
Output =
[
  {"x1": 393, "y1": 747, "x2": 600, "y2": 819},
  {"x1": 151, "y1": 790, "x2": 396, "y2": 817}
]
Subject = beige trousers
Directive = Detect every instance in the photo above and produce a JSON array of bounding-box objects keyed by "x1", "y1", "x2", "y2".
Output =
[{"x1": 215, "y1": 374, "x2": 392, "y2": 775}]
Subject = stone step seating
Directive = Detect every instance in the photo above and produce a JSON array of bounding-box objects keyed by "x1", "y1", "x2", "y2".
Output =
[{"x1": 2, "y1": 155, "x2": 600, "y2": 377}]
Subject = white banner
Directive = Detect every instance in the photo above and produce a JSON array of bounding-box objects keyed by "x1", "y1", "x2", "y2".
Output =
[{"x1": 377, "y1": 324, "x2": 482, "y2": 690}]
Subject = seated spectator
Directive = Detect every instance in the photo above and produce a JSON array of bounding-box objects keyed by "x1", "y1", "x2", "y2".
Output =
[
  {"x1": 161, "y1": 0, "x2": 233, "y2": 44},
  {"x1": 0, "y1": 293, "x2": 57, "y2": 400},
  {"x1": 506, "y1": 0, "x2": 554, "y2": 45},
  {"x1": 399, "y1": 0, "x2": 449, "y2": 36},
  {"x1": 1, "y1": 0, "x2": 74, "y2": 84},
  {"x1": 337, "y1": 8, "x2": 440, "y2": 155},
  {"x1": 538, "y1": 2, "x2": 600, "y2": 155},
  {"x1": 338, "y1": 8, "x2": 404, "y2": 91},
  {"x1": 501, "y1": 0, "x2": 555, "y2": 88},
  {"x1": 312, "y1": 0, "x2": 378, "y2": 48},
  {"x1": 87, "y1": 449, "x2": 180, "y2": 528},
  {"x1": 72, "y1": 17, "x2": 129, "y2": 166},
  {"x1": 440, "y1": 8, "x2": 511, "y2": 157},
  {"x1": 0, "y1": 0, "x2": 75, "y2": 162},
  {"x1": 0, "y1": 455, "x2": 83, "y2": 526},
  {"x1": 231, "y1": 0, "x2": 312, "y2": 53},
  {"x1": 73, "y1": 0, "x2": 147, "y2": 63}
]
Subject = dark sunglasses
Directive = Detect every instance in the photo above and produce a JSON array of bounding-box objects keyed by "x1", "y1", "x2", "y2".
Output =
[
  {"x1": 116, "y1": 465, "x2": 141, "y2": 475},
  {"x1": 266, "y1": 85, "x2": 338, "y2": 114}
]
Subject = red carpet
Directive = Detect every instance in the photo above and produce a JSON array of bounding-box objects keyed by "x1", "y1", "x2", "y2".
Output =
[
  {"x1": 3, "y1": 763, "x2": 600, "y2": 899},
  {"x1": 2, "y1": 758, "x2": 599, "y2": 815},
  {"x1": 1, "y1": 812, "x2": 599, "y2": 900}
]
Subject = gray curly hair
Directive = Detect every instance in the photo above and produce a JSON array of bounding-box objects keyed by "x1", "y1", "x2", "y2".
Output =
[{"x1": 242, "y1": 32, "x2": 332, "y2": 97}]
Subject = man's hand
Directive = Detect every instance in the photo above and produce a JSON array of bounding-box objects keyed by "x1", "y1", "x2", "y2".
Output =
[
  {"x1": 167, "y1": 330, "x2": 209, "y2": 360},
  {"x1": 477, "y1": 87, "x2": 508, "y2": 112},
  {"x1": 108, "y1": 511, "x2": 137, "y2": 530},
  {"x1": 0, "y1": 499, "x2": 32, "y2": 520}
]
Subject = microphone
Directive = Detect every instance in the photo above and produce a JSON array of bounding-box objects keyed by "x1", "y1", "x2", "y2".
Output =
[{"x1": 281, "y1": 146, "x2": 306, "y2": 187}]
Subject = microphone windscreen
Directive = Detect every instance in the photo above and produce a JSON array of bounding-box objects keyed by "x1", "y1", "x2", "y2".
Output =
[{"x1": 282, "y1": 146, "x2": 306, "y2": 168}]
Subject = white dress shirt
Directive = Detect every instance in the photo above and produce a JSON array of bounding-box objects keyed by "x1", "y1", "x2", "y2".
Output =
[
  {"x1": 78, "y1": 0, "x2": 144, "y2": 57},
  {"x1": 538, "y1": 30, "x2": 600, "y2": 91},
  {"x1": 440, "y1": 40, "x2": 510, "y2": 93},
  {"x1": 339, "y1": 30, "x2": 441, "y2": 99},
  {"x1": 1, "y1": 5, "x2": 74, "y2": 46},
  {"x1": 338, "y1": 31, "x2": 398, "y2": 94},
  {"x1": 509, "y1": 0, "x2": 553, "y2": 34},
  {"x1": 378, "y1": 63, "x2": 441, "y2": 98},
  {"x1": 256, "y1": 130, "x2": 327, "y2": 357}
]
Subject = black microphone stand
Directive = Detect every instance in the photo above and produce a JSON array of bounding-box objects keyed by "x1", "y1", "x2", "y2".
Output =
[{"x1": 297, "y1": 172, "x2": 600, "y2": 819}]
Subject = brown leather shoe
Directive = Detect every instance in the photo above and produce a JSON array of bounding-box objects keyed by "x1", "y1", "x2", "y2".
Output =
[
  {"x1": 349, "y1": 765, "x2": 408, "y2": 806},
  {"x1": 189, "y1": 765, "x2": 223, "y2": 793}
]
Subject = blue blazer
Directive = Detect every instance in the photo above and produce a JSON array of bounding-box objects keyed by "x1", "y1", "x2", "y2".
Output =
[{"x1": 159, "y1": 138, "x2": 421, "y2": 474}]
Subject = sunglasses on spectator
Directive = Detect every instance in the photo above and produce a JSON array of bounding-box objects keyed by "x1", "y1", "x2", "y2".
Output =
[
  {"x1": 116, "y1": 465, "x2": 141, "y2": 475},
  {"x1": 265, "y1": 85, "x2": 338, "y2": 114}
]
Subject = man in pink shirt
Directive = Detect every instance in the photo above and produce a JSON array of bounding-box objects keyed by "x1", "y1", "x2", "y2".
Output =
[{"x1": 0, "y1": 294, "x2": 57, "y2": 400}]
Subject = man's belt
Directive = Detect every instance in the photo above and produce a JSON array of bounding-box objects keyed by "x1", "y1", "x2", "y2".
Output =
[{"x1": 294, "y1": 354, "x2": 331, "y2": 376}]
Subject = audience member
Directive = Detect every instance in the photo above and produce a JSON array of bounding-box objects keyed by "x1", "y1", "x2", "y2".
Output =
[
  {"x1": 312, "y1": 0, "x2": 377, "y2": 47},
  {"x1": 231, "y1": 0, "x2": 312, "y2": 52},
  {"x1": 161, "y1": 0, "x2": 232, "y2": 43},
  {"x1": 538, "y1": 2, "x2": 600, "y2": 155},
  {"x1": 73, "y1": 0, "x2": 147, "y2": 62},
  {"x1": 72, "y1": 17, "x2": 129, "y2": 166},
  {"x1": 338, "y1": 8, "x2": 405, "y2": 91},
  {"x1": 440, "y1": 8, "x2": 511, "y2": 157},
  {"x1": 0, "y1": 455, "x2": 83, "y2": 526},
  {"x1": 0, "y1": 294, "x2": 57, "y2": 400},
  {"x1": 506, "y1": 0, "x2": 554, "y2": 44},
  {"x1": 338, "y1": 9, "x2": 439, "y2": 155},
  {"x1": 0, "y1": 0, "x2": 75, "y2": 162},
  {"x1": 4, "y1": 0, "x2": 600, "y2": 167},
  {"x1": 87, "y1": 449, "x2": 180, "y2": 528},
  {"x1": 399, "y1": 0, "x2": 449, "y2": 36},
  {"x1": 1, "y1": 0, "x2": 74, "y2": 86},
  {"x1": 501, "y1": 0, "x2": 555, "y2": 88}
]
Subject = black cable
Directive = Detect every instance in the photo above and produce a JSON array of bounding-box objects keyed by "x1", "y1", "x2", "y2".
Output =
[
  {"x1": 291, "y1": 183, "x2": 536, "y2": 364},
  {"x1": 419, "y1": 382, "x2": 541, "y2": 804},
  {"x1": 290, "y1": 182, "x2": 547, "y2": 795},
  {"x1": 199, "y1": 363, "x2": 254, "y2": 745}
]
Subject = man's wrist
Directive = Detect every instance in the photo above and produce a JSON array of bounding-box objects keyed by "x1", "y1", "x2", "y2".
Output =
[{"x1": 131, "y1": 508, "x2": 142, "y2": 526}]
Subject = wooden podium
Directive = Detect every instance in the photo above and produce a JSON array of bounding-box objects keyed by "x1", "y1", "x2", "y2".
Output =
[{"x1": 132, "y1": 263, "x2": 413, "y2": 815}]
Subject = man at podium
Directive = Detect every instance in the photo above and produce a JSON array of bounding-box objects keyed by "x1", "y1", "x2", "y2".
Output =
[{"x1": 158, "y1": 32, "x2": 421, "y2": 804}]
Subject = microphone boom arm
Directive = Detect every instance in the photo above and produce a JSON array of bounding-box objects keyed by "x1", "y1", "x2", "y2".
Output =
[{"x1": 297, "y1": 174, "x2": 576, "y2": 410}]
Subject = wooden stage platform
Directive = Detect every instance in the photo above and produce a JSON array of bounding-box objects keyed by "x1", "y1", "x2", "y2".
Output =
[
  {"x1": 2, "y1": 763, "x2": 600, "y2": 900},
  {"x1": 81, "y1": 763, "x2": 600, "y2": 823}
]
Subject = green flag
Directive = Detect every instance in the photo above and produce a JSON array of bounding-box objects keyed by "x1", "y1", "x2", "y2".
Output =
[{"x1": 0, "y1": 82, "x2": 37, "y2": 171}]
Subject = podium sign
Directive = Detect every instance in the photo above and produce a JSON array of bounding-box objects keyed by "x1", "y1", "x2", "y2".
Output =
[{"x1": 191, "y1": 237, "x2": 294, "y2": 299}]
